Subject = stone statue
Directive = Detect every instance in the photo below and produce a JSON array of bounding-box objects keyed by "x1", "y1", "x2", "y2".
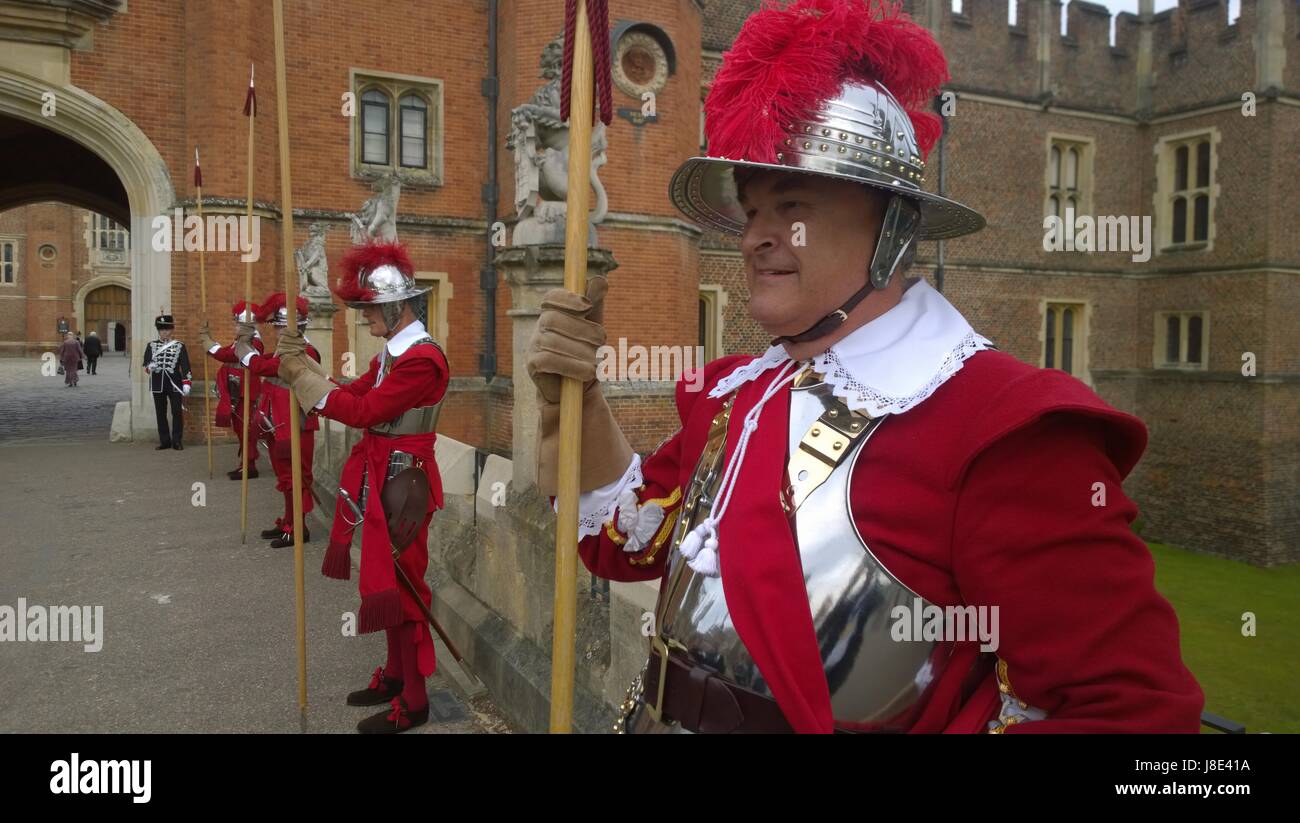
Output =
[
  {"x1": 350, "y1": 171, "x2": 402, "y2": 244},
  {"x1": 296, "y1": 222, "x2": 332, "y2": 299},
  {"x1": 507, "y1": 35, "x2": 609, "y2": 247}
]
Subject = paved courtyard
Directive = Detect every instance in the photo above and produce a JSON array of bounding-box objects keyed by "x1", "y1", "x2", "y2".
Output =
[{"x1": 0, "y1": 354, "x2": 509, "y2": 733}]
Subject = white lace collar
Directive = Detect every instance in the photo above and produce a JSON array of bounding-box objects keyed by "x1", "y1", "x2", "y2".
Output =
[
  {"x1": 385, "y1": 319, "x2": 429, "y2": 358},
  {"x1": 708, "y1": 278, "x2": 993, "y2": 416}
]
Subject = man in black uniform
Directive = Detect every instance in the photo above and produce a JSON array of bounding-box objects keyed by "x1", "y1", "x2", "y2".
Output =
[
  {"x1": 84, "y1": 331, "x2": 103, "y2": 375},
  {"x1": 142, "y1": 313, "x2": 193, "y2": 450}
]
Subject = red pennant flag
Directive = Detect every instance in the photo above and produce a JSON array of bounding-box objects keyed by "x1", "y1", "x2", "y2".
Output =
[
  {"x1": 243, "y1": 63, "x2": 256, "y2": 117},
  {"x1": 193, "y1": 147, "x2": 202, "y2": 187}
]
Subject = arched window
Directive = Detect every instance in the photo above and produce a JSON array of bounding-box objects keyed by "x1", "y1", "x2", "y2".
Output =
[
  {"x1": 399, "y1": 94, "x2": 428, "y2": 169},
  {"x1": 361, "y1": 89, "x2": 390, "y2": 165},
  {"x1": 1162, "y1": 135, "x2": 1212, "y2": 248},
  {"x1": 1172, "y1": 196, "x2": 1187, "y2": 244},
  {"x1": 1193, "y1": 195, "x2": 1209, "y2": 243},
  {"x1": 1047, "y1": 138, "x2": 1091, "y2": 224}
]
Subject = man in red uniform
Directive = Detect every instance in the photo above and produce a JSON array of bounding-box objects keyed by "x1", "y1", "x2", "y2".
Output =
[
  {"x1": 275, "y1": 240, "x2": 449, "y2": 734},
  {"x1": 236, "y1": 293, "x2": 320, "y2": 548},
  {"x1": 526, "y1": 0, "x2": 1203, "y2": 733},
  {"x1": 199, "y1": 301, "x2": 263, "y2": 480}
]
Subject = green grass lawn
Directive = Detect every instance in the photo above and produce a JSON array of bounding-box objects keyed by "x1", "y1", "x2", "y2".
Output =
[{"x1": 1149, "y1": 543, "x2": 1299, "y2": 733}]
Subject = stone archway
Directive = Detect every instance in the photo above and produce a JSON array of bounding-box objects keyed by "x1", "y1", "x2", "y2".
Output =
[
  {"x1": 0, "y1": 69, "x2": 174, "y2": 439},
  {"x1": 78, "y1": 276, "x2": 131, "y2": 343}
]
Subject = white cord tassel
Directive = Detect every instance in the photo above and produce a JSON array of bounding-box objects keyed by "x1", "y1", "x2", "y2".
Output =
[{"x1": 682, "y1": 361, "x2": 800, "y2": 578}]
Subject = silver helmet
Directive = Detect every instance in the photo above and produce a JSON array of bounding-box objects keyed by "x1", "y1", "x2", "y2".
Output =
[
  {"x1": 334, "y1": 240, "x2": 429, "y2": 310},
  {"x1": 259, "y1": 293, "x2": 309, "y2": 328},
  {"x1": 669, "y1": 78, "x2": 983, "y2": 241},
  {"x1": 231, "y1": 301, "x2": 258, "y2": 324}
]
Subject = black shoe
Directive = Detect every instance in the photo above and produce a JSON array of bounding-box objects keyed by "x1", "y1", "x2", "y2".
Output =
[
  {"x1": 260, "y1": 523, "x2": 284, "y2": 539},
  {"x1": 269, "y1": 527, "x2": 310, "y2": 549},
  {"x1": 173, "y1": 442, "x2": 183, "y2": 450},
  {"x1": 156, "y1": 443, "x2": 171, "y2": 450},
  {"x1": 357, "y1": 696, "x2": 428, "y2": 734},
  {"x1": 227, "y1": 467, "x2": 260, "y2": 480},
  {"x1": 346, "y1": 666, "x2": 404, "y2": 707}
]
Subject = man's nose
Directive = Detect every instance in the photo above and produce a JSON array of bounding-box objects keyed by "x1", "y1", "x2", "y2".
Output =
[{"x1": 741, "y1": 213, "x2": 782, "y2": 259}]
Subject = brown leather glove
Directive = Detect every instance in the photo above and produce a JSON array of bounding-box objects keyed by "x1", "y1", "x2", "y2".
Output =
[
  {"x1": 279, "y1": 354, "x2": 333, "y2": 414},
  {"x1": 275, "y1": 328, "x2": 307, "y2": 359},
  {"x1": 233, "y1": 322, "x2": 257, "y2": 361},
  {"x1": 198, "y1": 321, "x2": 218, "y2": 353},
  {"x1": 274, "y1": 328, "x2": 329, "y2": 377},
  {"x1": 525, "y1": 276, "x2": 633, "y2": 496}
]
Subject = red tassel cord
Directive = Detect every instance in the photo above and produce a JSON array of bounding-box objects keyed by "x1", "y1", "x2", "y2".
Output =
[{"x1": 559, "y1": 0, "x2": 613, "y2": 126}]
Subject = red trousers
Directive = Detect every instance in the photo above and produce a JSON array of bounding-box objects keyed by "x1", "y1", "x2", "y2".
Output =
[{"x1": 268, "y1": 431, "x2": 314, "y2": 528}]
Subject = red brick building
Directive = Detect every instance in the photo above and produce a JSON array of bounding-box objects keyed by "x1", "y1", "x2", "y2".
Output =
[{"x1": 0, "y1": 0, "x2": 1294, "y2": 564}]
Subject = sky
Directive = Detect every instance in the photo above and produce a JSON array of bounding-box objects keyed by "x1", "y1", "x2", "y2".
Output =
[{"x1": 953, "y1": 1, "x2": 1243, "y2": 44}]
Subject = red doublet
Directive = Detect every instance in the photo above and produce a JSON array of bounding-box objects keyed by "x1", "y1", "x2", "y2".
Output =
[
  {"x1": 318, "y1": 341, "x2": 448, "y2": 678},
  {"x1": 247, "y1": 344, "x2": 321, "y2": 525},
  {"x1": 210, "y1": 338, "x2": 263, "y2": 465},
  {"x1": 578, "y1": 350, "x2": 1204, "y2": 733}
]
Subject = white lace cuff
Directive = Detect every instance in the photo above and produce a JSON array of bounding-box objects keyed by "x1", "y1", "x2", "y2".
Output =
[{"x1": 553, "y1": 453, "x2": 643, "y2": 540}]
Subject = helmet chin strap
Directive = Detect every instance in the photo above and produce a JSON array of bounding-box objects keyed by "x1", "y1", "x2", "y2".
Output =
[{"x1": 771, "y1": 195, "x2": 921, "y2": 348}]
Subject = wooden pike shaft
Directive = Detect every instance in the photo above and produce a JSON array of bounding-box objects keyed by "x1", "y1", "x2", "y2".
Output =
[
  {"x1": 549, "y1": 0, "x2": 595, "y2": 735},
  {"x1": 272, "y1": 0, "x2": 308, "y2": 715},
  {"x1": 197, "y1": 176, "x2": 213, "y2": 479},
  {"x1": 239, "y1": 95, "x2": 255, "y2": 544}
]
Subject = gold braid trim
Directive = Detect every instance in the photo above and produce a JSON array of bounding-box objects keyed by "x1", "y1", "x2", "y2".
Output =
[
  {"x1": 988, "y1": 658, "x2": 1030, "y2": 734},
  {"x1": 628, "y1": 486, "x2": 683, "y2": 567}
]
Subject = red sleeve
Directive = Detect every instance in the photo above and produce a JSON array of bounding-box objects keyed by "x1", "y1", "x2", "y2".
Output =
[
  {"x1": 319, "y1": 354, "x2": 444, "y2": 429},
  {"x1": 575, "y1": 426, "x2": 687, "y2": 583},
  {"x1": 246, "y1": 352, "x2": 280, "y2": 378},
  {"x1": 209, "y1": 345, "x2": 239, "y2": 364},
  {"x1": 337, "y1": 356, "x2": 379, "y2": 397},
  {"x1": 950, "y1": 412, "x2": 1204, "y2": 733},
  {"x1": 575, "y1": 354, "x2": 749, "y2": 583}
]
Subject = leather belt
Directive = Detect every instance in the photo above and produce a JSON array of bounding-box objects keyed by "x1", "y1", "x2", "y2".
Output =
[
  {"x1": 641, "y1": 636, "x2": 990, "y2": 734},
  {"x1": 643, "y1": 636, "x2": 794, "y2": 733}
]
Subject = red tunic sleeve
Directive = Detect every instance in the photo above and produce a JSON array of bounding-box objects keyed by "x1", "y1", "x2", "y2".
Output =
[
  {"x1": 950, "y1": 411, "x2": 1204, "y2": 732},
  {"x1": 209, "y1": 345, "x2": 239, "y2": 364},
  {"x1": 210, "y1": 337, "x2": 264, "y2": 364},
  {"x1": 319, "y1": 349, "x2": 447, "y2": 429},
  {"x1": 337, "y1": 355, "x2": 380, "y2": 397},
  {"x1": 574, "y1": 355, "x2": 750, "y2": 583}
]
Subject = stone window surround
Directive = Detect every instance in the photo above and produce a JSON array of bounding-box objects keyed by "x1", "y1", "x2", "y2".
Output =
[
  {"x1": 0, "y1": 235, "x2": 20, "y2": 286},
  {"x1": 1043, "y1": 132, "x2": 1096, "y2": 224},
  {"x1": 83, "y1": 212, "x2": 130, "y2": 269},
  {"x1": 349, "y1": 68, "x2": 444, "y2": 186},
  {"x1": 1037, "y1": 297, "x2": 1092, "y2": 386},
  {"x1": 1153, "y1": 310, "x2": 1210, "y2": 371},
  {"x1": 1152, "y1": 127, "x2": 1219, "y2": 254},
  {"x1": 346, "y1": 270, "x2": 452, "y2": 371},
  {"x1": 698, "y1": 284, "x2": 727, "y2": 361}
]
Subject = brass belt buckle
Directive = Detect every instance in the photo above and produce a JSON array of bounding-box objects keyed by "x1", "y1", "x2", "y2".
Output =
[{"x1": 645, "y1": 634, "x2": 686, "y2": 723}]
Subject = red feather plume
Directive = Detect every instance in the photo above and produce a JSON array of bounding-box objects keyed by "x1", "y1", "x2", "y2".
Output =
[
  {"x1": 333, "y1": 241, "x2": 414, "y2": 304},
  {"x1": 705, "y1": 0, "x2": 949, "y2": 163},
  {"x1": 256, "y1": 292, "x2": 309, "y2": 323},
  {"x1": 232, "y1": 300, "x2": 258, "y2": 319}
]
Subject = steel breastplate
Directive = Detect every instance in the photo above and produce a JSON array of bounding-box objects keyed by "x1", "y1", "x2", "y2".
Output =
[
  {"x1": 626, "y1": 370, "x2": 951, "y2": 733},
  {"x1": 367, "y1": 402, "x2": 442, "y2": 436},
  {"x1": 366, "y1": 338, "x2": 444, "y2": 436}
]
